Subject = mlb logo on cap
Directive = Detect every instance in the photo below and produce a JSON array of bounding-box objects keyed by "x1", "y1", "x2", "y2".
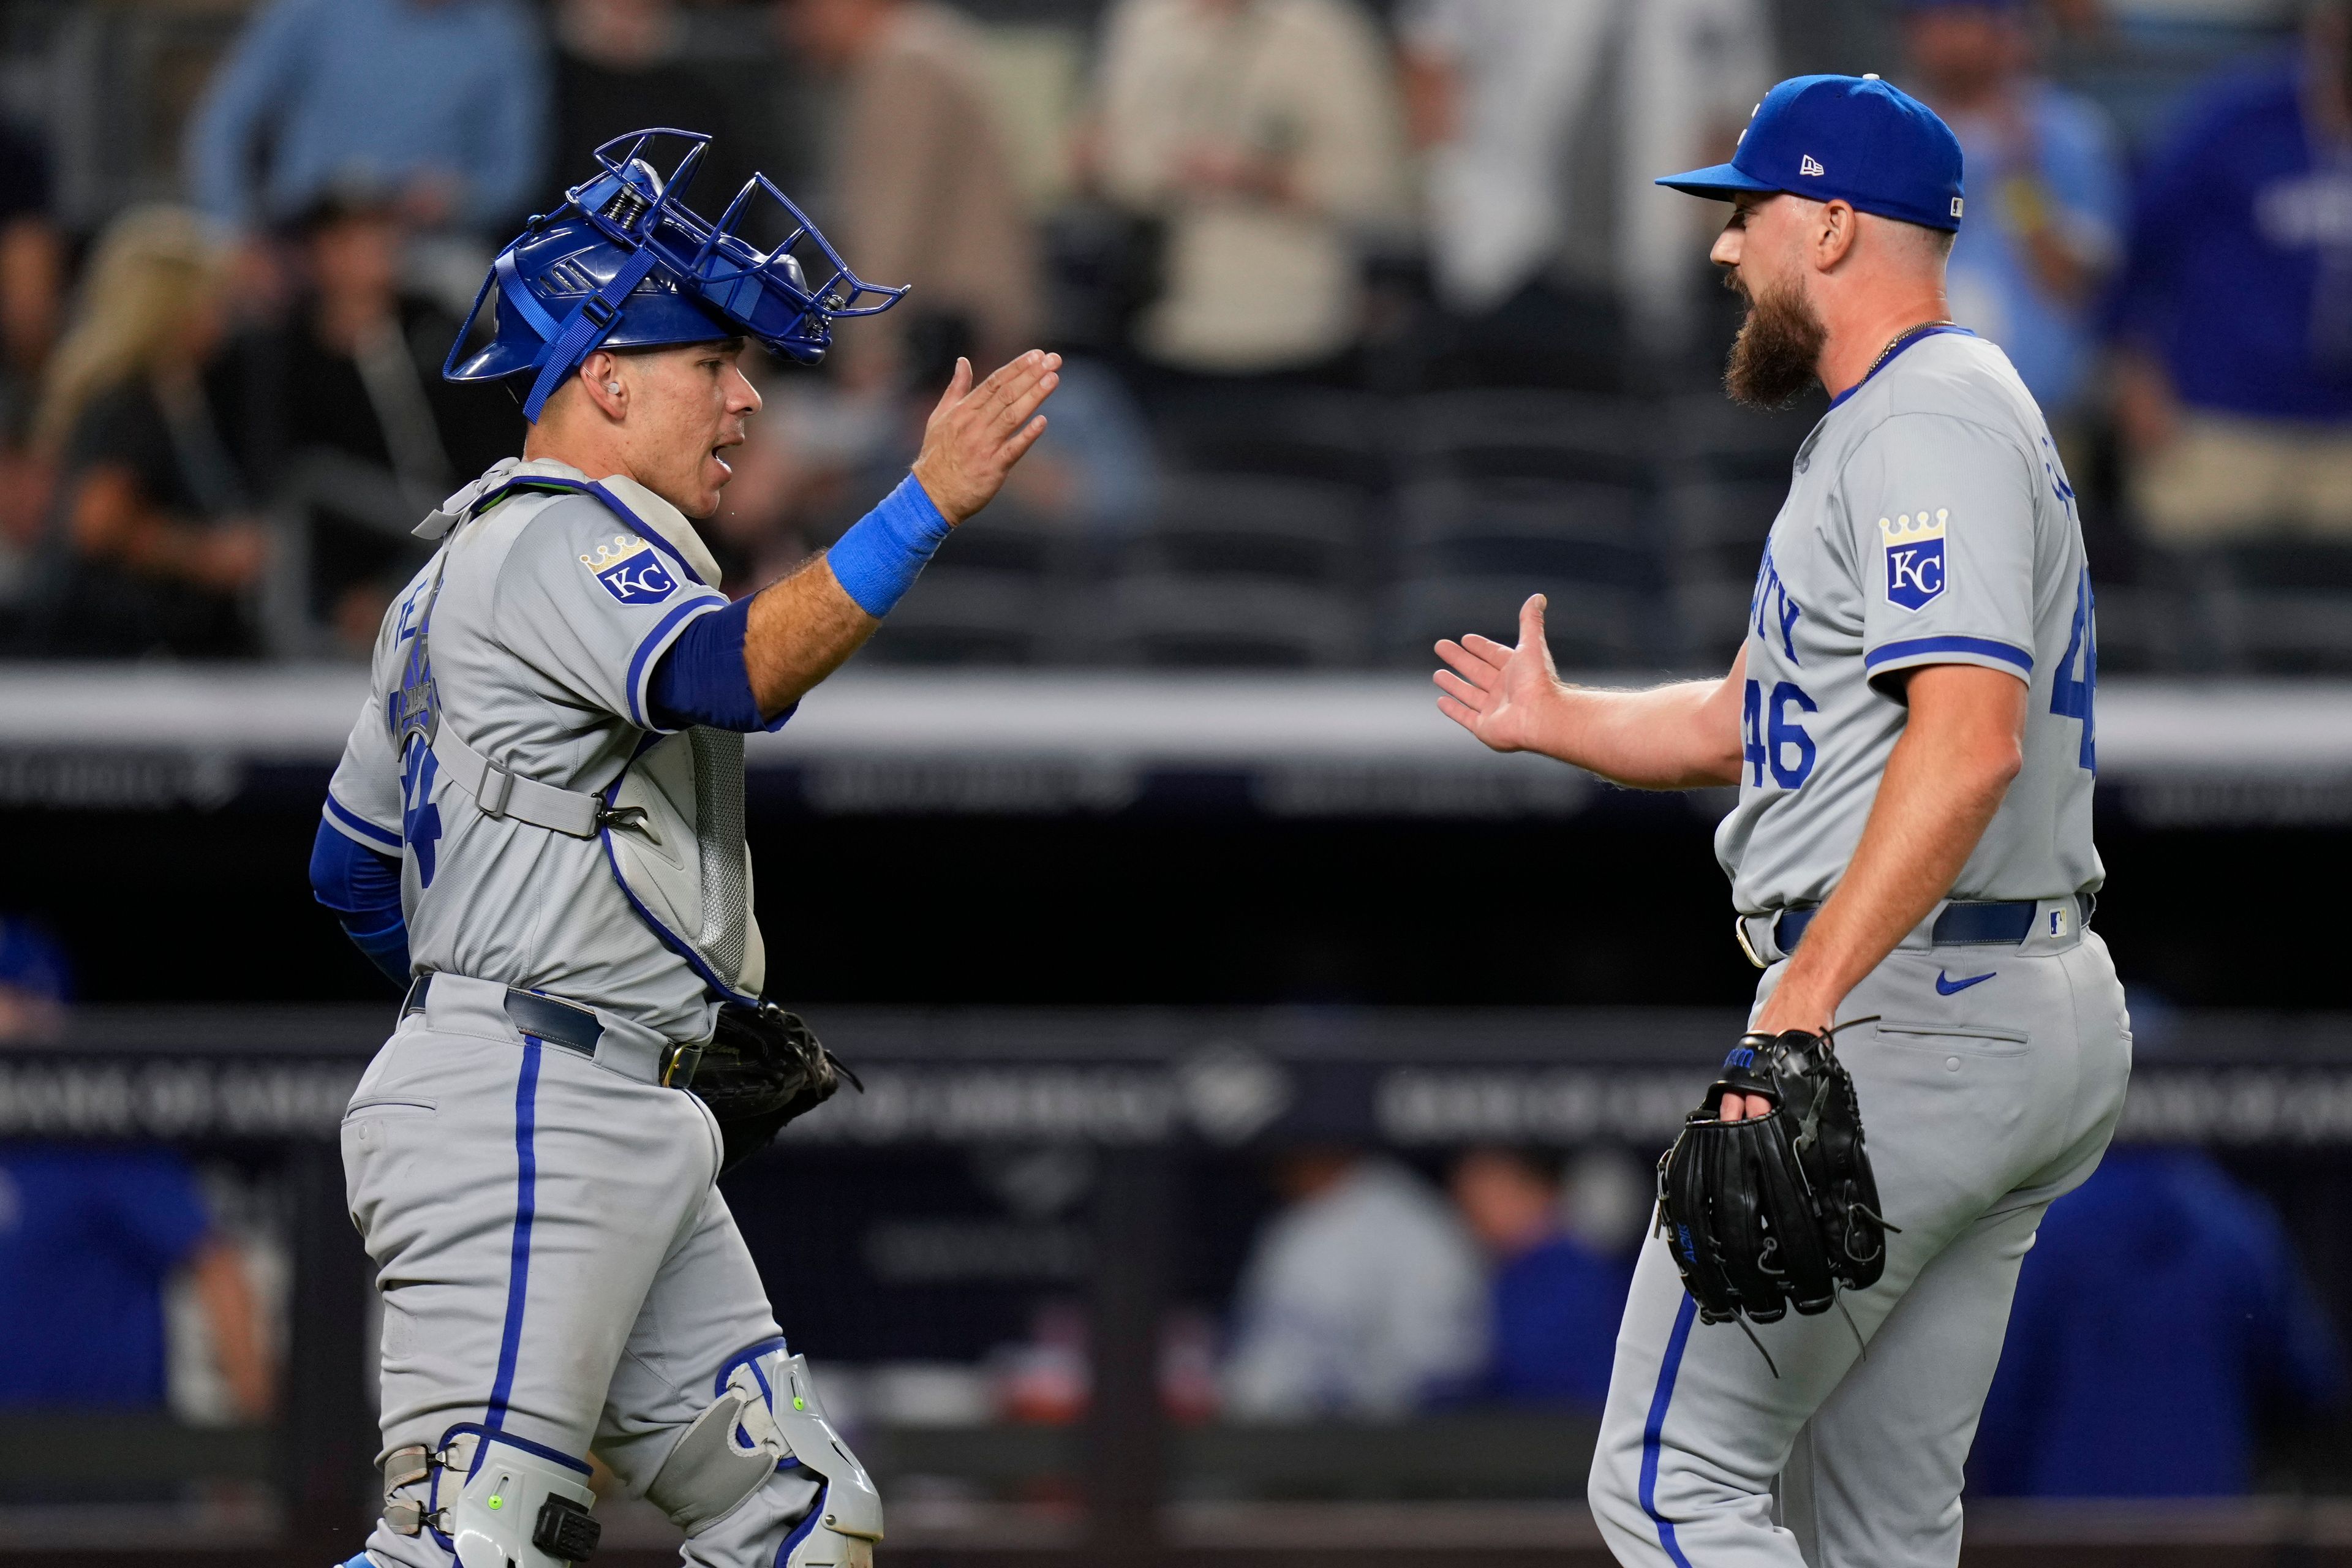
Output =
[{"x1": 1656, "y1": 74, "x2": 1966, "y2": 233}]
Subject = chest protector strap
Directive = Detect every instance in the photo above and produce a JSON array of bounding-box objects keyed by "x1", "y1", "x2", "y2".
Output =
[{"x1": 430, "y1": 722, "x2": 611, "y2": 839}]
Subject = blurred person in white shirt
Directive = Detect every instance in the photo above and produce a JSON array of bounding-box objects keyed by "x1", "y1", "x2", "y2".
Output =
[
  {"x1": 1087, "y1": 0, "x2": 1411, "y2": 382},
  {"x1": 1398, "y1": 0, "x2": 1773, "y2": 375},
  {"x1": 1221, "y1": 1148, "x2": 1487, "y2": 1420}
]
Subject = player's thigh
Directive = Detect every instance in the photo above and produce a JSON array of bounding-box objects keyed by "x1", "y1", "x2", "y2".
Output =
[
  {"x1": 348, "y1": 1031, "x2": 719, "y2": 1455},
  {"x1": 1782, "y1": 1197, "x2": 2045, "y2": 1568},
  {"x1": 594, "y1": 1183, "x2": 783, "y2": 1486}
]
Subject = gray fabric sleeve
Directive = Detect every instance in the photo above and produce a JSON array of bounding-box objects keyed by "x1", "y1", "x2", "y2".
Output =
[
  {"x1": 489, "y1": 495, "x2": 729, "y2": 730},
  {"x1": 1836, "y1": 413, "x2": 2040, "y2": 691},
  {"x1": 324, "y1": 693, "x2": 405, "y2": 854}
]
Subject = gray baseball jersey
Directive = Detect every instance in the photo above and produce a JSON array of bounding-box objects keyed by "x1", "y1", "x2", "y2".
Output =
[
  {"x1": 1586, "y1": 328, "x2": 2133, "y2": 1568},
  {"x1": 321, "y1": 458, "x2": 734, "y2": 1045},
  {"x1": 1712, "y1": 328, "x2": 2102, "y2": 916}
]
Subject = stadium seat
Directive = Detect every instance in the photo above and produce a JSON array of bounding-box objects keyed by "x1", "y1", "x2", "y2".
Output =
[
  {"x1": 2203, "y1": 540, "x2": 2352, "y2": 674},
  {"x1": 1397, "y1": 477, "x2": 1653, "y2": 587},
  {"x1": 1091, "y1": 575, "x2": 1368, "y2": 668},
  {"x1": 859, "y1": 568, "x2": 1058, "y2": 665},
  {"x1": 1120, "y1": 475, "x2": 1369, "y2": 587},
  {"x1": 1387, "y1": 574, "x2": 1656, "y2": 671},
  {"x1": 1397, "y1": 389, "x2": 1651, "y2": 488},
  {"x1": 1151, "y1": 388, "x2": 1393, "y2": 492}
]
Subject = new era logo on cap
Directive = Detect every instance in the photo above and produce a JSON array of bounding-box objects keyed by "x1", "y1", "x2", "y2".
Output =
[{"x1": 1801, "y1": 155, "x2": 1825, "y2": 176}]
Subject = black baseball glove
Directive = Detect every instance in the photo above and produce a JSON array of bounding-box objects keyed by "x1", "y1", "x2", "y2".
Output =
[
  {"x1": 1656, "y1": 1022, "x2": 1896, "y2": 1357},
  {"x1": 690, "y1": 1003, "x2": 861, "y2": 1175}
]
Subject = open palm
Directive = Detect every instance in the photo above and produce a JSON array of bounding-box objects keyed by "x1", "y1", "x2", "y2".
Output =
[{"x1": 1432, "y1": 594, "x2": 1559, "y2": 754}]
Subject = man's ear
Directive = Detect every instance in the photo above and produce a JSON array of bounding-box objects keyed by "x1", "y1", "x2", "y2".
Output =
[
  {"x1": 1813, "y1": 200, "x2": 1858, "y2": 271},
  {"x1": 579, "y1": 350, "x2": 627, "y2": 420}
]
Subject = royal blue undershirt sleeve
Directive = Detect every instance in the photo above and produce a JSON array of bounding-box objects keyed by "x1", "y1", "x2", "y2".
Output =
[
  {"x1": 646, "y1": 475, "x2": 949, "y2": 729},
  {"x1": 309, "y1": 820, "x2": 409, "y2": 987},
  {"x1": 646, "y1": 595, "x2": 797, "y2": 733}
]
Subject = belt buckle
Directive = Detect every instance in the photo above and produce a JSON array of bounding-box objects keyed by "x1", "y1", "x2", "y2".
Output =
[
  {"x1": 660, "y1": 1041, "x2": 703, "y2": 1089},
  {"x1": 1733, "y1": 916, "x2": 1767, "y2": 971}
]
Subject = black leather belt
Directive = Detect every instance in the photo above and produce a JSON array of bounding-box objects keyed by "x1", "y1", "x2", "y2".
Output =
[
  {"x1": 398, "y1": 974, "x2": 704, "y2": 1090},
  {"x1": 1775, "y1": 894, "x2": 2094, "y2": 954}
]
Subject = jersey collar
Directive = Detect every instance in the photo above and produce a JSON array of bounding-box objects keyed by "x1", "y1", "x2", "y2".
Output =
[
  {"x1": 1825, "y1": 323, "x2": 1975, "y2": 412},
  {"x1": 417, "y1": 457, "x2": 725, "y2": 589}
]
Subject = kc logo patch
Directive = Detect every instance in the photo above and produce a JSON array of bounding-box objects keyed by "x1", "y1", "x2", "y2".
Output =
[
  {"x1": 596, "y1": 551, "x2": 678, "y2": 605},
  {"x1": 1881, "y1": 509, "x2": 1948, "y2": 611}
]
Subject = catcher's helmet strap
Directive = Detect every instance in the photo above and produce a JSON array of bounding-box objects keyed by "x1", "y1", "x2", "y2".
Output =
[
  {"x1": 522, "y1": 243, "x2": 663, "y2": 421},
  {"x1": 495, "y1": 249, "x2": 562, "y2": 341}
]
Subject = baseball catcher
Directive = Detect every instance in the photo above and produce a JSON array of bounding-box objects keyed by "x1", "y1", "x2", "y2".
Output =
[{"x1": 309, "y1": 128, "x2": 1057, "y2": 1568}]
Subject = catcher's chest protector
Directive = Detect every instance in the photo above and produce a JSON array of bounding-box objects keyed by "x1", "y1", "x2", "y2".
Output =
[
  {"x1": 606, "y1": 723, "x2": 765, "y2": 1001},
  {"x1": 404, "y1": 465, "x2": 766, "y2": 1005}
]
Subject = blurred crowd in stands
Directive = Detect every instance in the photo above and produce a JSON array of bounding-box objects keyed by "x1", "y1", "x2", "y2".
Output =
[{"x1": 0, "y1": 0, "x2": 2343, "y2": 668}]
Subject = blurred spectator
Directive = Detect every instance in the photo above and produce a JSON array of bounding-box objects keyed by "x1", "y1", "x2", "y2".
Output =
[
  {"x1": 1972, "y1": 1146, "x2": 2344, "y2": 1497},
  {"x1": 2109, "y1": 1, "x2": 2352, "y2": 542},
  {"x1": 183, "y1": 0, "x2": 548, "y2": 239},
  {"x1": 1222, "y1": 1149, "x2": 1485, "y2": 1420},
  {"x1": 0, "y1": 118, "x2": 64, "y2": 607},
  {"x1": 1089, "y1": 0, "x2": 1410, "y2": 382},
  {"x1": 1397, "y1": 0, "x2": 1772, "y2": 378},
  {"x1": 0, "y1": 921, "x2": 273, "y2": 1420},
  {"x1": 552, "y1": 0, "x2": 752, "y2": 198},
  {"x1": 211, "y1": 190, "x2": 522, "y2": 650},
  {"x1": 1901, "y1": 0, "x2": 2124, "y2": 421},
  {"x1": 14, "y1": 208, "x2": 266, "y2": 660},
  {"x1": 1449, "y1": 1147, "x2": 1634, "y2": 1407},
  {"x1": 782, "y1": 0, "x2": 1042, "y2": 388}
]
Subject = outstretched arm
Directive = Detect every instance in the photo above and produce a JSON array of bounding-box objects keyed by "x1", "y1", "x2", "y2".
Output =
[
  {"x1": 1433, "y1": 595, "x2": 1746, "y2": 789},
  {"x1": 723, "y1": 351, "x2": 1058, "y2": 720}
]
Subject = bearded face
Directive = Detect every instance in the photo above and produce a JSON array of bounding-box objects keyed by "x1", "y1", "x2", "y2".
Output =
[{"x1": 1722, "y1": 262, "x2": 1828, "y2": 410}]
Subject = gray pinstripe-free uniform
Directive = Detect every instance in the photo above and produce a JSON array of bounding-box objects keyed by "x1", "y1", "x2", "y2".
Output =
[{"x1": 1588, "y1": 334, "x2": 2132, "y2": 1568}]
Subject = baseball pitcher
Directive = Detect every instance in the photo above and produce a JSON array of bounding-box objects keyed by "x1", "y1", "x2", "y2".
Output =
[
  {"x1": 1435, "y1": 77, "x2": 2130, "y2": 1566},
  {"x1": 307, "y1": 130, "x2": 1058, "y2": 1568}
]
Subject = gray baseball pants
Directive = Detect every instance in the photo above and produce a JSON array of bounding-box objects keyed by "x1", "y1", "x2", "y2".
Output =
[
  {"x1": 341, "y1": 976, "x2": 820, "y2": 1568},
  {"x1": 1589, "y1": 914, "x2": 2132, "y2": 1567}
]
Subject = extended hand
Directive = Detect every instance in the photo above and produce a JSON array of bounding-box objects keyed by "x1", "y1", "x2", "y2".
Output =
[
  {"x1": 1433, "y1": 594, "x2": 1562, "y2": 753},
  {"x1": 910, "y1": 351, "x2": 1060, "y2": 526}
]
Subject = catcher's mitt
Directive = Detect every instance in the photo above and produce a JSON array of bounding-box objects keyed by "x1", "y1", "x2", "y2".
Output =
[
  {"x1": 690, "y1": 1003, "x2": 861, "y2": 1175},
  {"x1": 1656, "y1": 1020, "x2": 1896, "y2": 1362}
]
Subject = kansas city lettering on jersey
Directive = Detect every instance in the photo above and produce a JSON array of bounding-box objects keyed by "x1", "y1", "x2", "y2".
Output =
[
  {"x1": 1880, "y1": 509, "x2": 1948, "y2": 611},
  {"x1": 1750, "y1": 542, "x2": 1805, "y2": 662},
  {"x1": 579, "y1": 532, "x2": 679, "y2": 606}
]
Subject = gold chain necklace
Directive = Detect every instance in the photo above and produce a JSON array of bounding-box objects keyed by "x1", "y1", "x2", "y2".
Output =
[{"x1": 1862, "y1": 318, "x2": 1958, "y2": 382}]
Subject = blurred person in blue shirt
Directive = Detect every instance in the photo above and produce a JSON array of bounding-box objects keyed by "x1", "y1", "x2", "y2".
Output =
[
  {"x1": 1448, "y1": 1147, "x2": 1633, "y2": 1407},
  {"x1": 0, "y1": 918, "x2": 274, "y2": 1419},
  {"x1": 2109, "y1": 0, "x2": 2352, "y2": 543},
  {"x1": 1970, "y1": 1145, "x2": 2343, "y2": 1497},
  {"x1": 184, "y1": 0, "x2": 548, "y2": 241},
  {"x1": 1900, "y1": 0, "x2": 2124, "y2": 421}
]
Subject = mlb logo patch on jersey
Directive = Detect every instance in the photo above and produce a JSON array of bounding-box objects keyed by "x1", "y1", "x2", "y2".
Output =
[
  {"x1": 1880, "y1": 510, "x2": 1948, "y2": 611},
  {"x1": 580, "y1": 533, "x2": 679, "y2": 606}
]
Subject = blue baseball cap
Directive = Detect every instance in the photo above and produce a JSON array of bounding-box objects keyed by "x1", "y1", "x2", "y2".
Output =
[{"x1": 1655, "y1": 74, "x2": 1966, "y2": 233}]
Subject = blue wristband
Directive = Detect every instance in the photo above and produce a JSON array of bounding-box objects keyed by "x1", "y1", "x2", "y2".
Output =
[{"x1": 825, "y1": 475, "x2": 952, "y2": 617}]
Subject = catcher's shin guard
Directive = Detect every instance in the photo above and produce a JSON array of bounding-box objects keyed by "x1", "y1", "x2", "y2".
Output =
[
  {"x1": 646, "y1": 1341, "x2": 883, "y2": 1568},
  {"x1": 382, "y1": 1427, "x2": 601, "y2": 1568}
]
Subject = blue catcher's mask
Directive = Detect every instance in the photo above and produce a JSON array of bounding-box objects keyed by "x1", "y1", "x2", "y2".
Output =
[{"x1": 446, "y1": 129, "x2": 908, "y2": 421}]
